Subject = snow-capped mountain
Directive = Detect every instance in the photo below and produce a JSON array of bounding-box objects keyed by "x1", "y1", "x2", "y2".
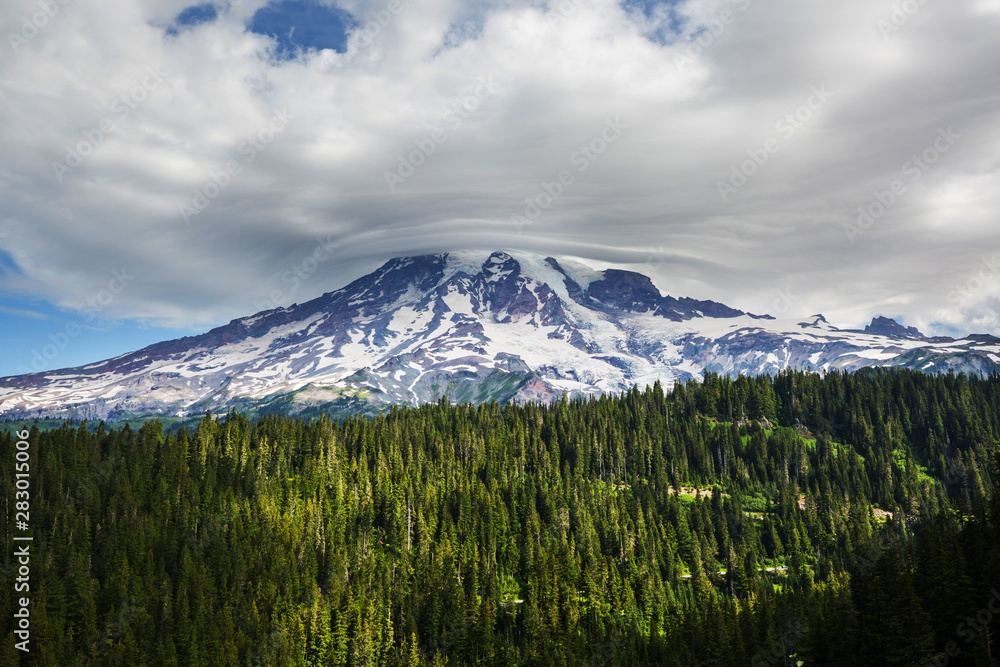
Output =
[{"x1": 2, "y1": 250, "x2": 999, "y2": 422}]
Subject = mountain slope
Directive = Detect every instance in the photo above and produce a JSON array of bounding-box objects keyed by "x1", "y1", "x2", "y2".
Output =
[{"x1": 2, "y1": 250, "x2": 999, "y2": 421}]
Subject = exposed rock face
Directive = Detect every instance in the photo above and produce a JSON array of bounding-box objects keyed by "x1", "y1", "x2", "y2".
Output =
[
  {"x1": 2, "y1": 250, "x2": 998, "y2": 421},
  {"x1": 862, "y1": 316, "x2": 926, "y2": 340}
]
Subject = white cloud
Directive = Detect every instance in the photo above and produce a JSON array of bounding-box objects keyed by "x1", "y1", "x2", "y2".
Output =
[{"x1": 1, "y1": 0, "x2": 999, "y2": 339}]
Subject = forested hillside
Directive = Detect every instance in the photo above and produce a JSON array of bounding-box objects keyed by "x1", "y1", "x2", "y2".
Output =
[{"x1": 3, "y1": 369, "x2": 999, "y2": 665}]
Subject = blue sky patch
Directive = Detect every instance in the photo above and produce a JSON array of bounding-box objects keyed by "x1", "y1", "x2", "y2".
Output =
[
  {"x1": 0, "y1": 294, "x2": 201, "y2": 377},
  {"x1": 167, "y1": 3, "x2": 219, "y2": 34},
  {"x1": 621, "y1": 0, "x2": 686, "y2": 44},
  {"x1": 177, "y1": 4, "x2": 219, "y2": 27},
  {"x1": 248, "y1": 1, "x2": 356, "y2": 58},
  {"x1": 0, "y1": 248, "x2": 21, "y2": 277},
  {"x1": 438, "y1": 2, "x2": 494, "y2": 51}
]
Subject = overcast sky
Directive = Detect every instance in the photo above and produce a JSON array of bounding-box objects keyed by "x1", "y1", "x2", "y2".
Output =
[{"x1": 2, "y1": 0, "x2": 1000, "y2": 375}]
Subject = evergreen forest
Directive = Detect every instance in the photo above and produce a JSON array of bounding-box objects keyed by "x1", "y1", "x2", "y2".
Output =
[{"x1": 2, "y1": 368, "x2": 999, "y2": 666}]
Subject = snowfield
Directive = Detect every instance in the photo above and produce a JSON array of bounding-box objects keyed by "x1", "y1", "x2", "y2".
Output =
[{"x1": 2, "y1": 250, "x2": 998, "y2": 421}]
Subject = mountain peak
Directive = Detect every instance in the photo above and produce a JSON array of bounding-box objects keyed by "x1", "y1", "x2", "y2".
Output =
[
  {"x1": 4, "y1": 249, "x2": 999, "y2": 422},
  {"x1": 586, "y1": 269, "x2": 664, "y2": 312},
  {"x1": 480, "y1": 251, "x2": 519, "y2": 282},
  {"x1": 864, "y1": 316, "x2": 925, "y2": 340}
]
